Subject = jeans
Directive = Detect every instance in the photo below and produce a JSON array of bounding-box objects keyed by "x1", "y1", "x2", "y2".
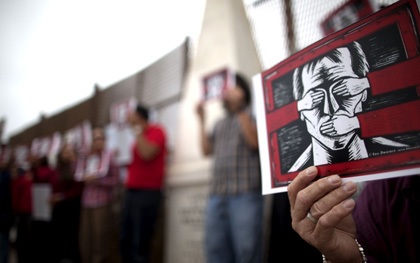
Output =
[
  {"x1": 205, "y1": 191, "x2": 263, "y2": 263},
  {"x1": 120, "y1": 189, "x2": 161, "y2": 263}
]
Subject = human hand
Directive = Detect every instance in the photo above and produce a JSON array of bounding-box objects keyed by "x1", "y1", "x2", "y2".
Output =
[
  {"x1": 49, "y1": 193, "x2": 64, "y2": 206},
  {"x1": 320, "y1": 115, "x2": 360, "y2": 136},
  {"x1": 332, "y1": 77, "x2": 369, "y2": 97},
  {"x1": 84, "y1": 175, "x2": 99, "y2": 184},
  {"x1": 288, "y1": 166, "x2": 362, "y2": 263},
  {"x1": 196, "y1": 103, "x2": 205, "y2": 123},
  {"x1": 297, "y1": 90, "x2": 325, "y2": 111}
]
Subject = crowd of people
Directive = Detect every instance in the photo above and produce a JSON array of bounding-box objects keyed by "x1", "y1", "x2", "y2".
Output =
[
  {"x1": 1, "y1": 71, "x2": 419, "y2": 263},
  {"x1": 0, "y1": 105, "x2": 167, "y2": 263}
]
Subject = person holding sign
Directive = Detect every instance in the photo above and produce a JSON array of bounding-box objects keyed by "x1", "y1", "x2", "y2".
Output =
[
  {"x1": 120, "y1": 105, "x2": 167, "y2": 263},
  {"x1": 196, "y1": 73, "x2": 263, "y2": 263},
  {"x1": 288, "y1": 166, "x2": 420, "y2": 262},
  {"x1": 77, "y1": 128, "x2": 119, "y2": 263}
]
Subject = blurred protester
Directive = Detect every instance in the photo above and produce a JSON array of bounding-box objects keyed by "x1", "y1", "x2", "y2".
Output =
[
  {"x1": 50, "y1": 143, "x2": 84, "y2": 263},
  {"x1": 0, "y1": 160, "x2": 13, "y2": 263},
  {"x1": 77, "y1": 127, "x2": 119, "y2": 263},
  {"x1": 31, "y1": 155, "x2": 57, "y2": 184},
  {"x1": 196, "y1": 73, "x2": 263, "y2": 263},
  {"x1": 11, "y1": 162, "x2": 33, "y2": 263},
  {"x1": 288, "y1": 166, "x2": 420, "y2": 262},
  {"x1": 30, "y1": 155, "x2": 57, "y2": 263},
  {"x1": 120, "y1": 105, "x2": 167, "y2": 263}
]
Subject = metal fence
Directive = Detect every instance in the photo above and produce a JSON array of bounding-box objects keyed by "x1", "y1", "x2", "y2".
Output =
[{"x1": 244, "y1": 0, "x2": 398, "y2": 70}]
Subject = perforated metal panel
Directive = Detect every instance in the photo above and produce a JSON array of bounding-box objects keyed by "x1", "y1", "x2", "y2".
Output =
[{"x1": 244, "y1": 0, "x2": 399, "y2": 70}]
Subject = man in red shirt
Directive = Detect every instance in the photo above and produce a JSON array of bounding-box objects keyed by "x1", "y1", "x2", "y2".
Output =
[{"x1": 120, "y1": 105, "x2": 167, "y2": 263}]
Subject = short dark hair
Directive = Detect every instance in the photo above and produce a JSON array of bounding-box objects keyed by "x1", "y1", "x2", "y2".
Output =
[
  {"x1": 235, "y1": 73, "x2": 251, "y2": 106},
  {"x1": 136, "y1": 105, "x2": 149, "y2": 120}
]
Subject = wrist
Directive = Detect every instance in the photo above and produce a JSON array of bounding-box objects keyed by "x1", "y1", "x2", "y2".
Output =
[{"x1": 322, "y1": 239, "x2": 366, "y2": 263}]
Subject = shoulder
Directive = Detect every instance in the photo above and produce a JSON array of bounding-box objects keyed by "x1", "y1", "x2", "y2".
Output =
[{"x1": 147, "y1": 124, "x2": 166, "y2": 134}]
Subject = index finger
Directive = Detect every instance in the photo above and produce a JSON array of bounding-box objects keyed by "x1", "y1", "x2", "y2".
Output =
[{"x1": 288, "y1": 166, "x2": 318, "y2": 210}]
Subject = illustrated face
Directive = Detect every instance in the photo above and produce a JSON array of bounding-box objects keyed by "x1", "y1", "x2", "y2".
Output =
[{"x1": 299, "y1": 47, "x2": 368, "y2": 150}]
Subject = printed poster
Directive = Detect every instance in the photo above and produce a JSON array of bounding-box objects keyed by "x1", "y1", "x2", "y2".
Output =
[
  {"x1": 107, "y1": 97, "x2": 137, "y2": 165},
  {"x1": 32, "y1": 183, "x2": 52, "y2": 221},
  {"x1": 320, "y1": 0, "x2": 377, "y2": 36},
  {"x1": 254, "y1": 0, "x2": 420, "y2": 194},
  {"x1": 201, "y1": 68, "x2": 235, "y2": 101}
]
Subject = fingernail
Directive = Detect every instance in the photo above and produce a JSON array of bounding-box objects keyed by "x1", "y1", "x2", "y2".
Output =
[
  {"x1": 343, "y1": 182, "x2": 356, "y2": 192},
  {"x1": 328, "y1": 175, "x2": 340, "y2": 184},
  {"x1": 305, "y1": 167, "x2": 316, "y2": 176},
  {"x1": 342, "y1": 199, "x2": 355, "y2": 209}
]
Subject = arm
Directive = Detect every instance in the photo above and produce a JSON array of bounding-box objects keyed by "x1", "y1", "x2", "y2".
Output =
[
  {"x1": 84, "y1": 152, "x2": 119, "y2": 187},
  {"x1": 196, "y1": 103, "x2": 212, "y2": 156},
  {"x1": 134, "y1": 128, "x2": 161, "y2": 161},
  {"x1": 237, "y1": 111, "x2": 259, "y2": 150},
  {"x1": 288, "y1": 166, "x2": 363, "y2": 263}
]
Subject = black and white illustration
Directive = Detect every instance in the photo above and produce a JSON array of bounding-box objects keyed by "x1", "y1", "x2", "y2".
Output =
[{"x1": 255, "y1": 0, "x2": 420, "y2": 194}]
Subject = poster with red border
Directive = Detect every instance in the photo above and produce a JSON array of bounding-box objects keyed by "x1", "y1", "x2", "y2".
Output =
[
  {"x1": 201, "y1": 68, "x2": 235, "y2": 101},
  {"x1": 254, "y1": 0, "x2": 420, "y2": 194},
  {"x1": 65, "y1": 120, "x2": 92, "y2": 155},
  {"x1": 320, "y1": 0, "x2": 377, "y2": 36},
  {"x1": 30, "y1": 132, "x2": 62, "y2": 158},
  {"x1": 110, "y1": 97, "x2": 137, "y2": 126}
]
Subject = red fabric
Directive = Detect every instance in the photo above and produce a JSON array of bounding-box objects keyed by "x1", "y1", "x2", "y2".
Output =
[
  {"x1": 33, "y1": 165, "x2": 57, "y2": 184},
  {"x1": 52, "y1": 162, "x2": 84, "y2": 199},
  {"x1": 11, "y1": 173, "x2": 33, "y2": 214},
  {"x1": 126, "y1": 125, "x2": 166, "y2": 190}
]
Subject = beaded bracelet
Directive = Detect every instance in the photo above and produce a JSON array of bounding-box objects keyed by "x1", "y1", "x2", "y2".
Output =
[{"x1": 322, "y1": 239, "x2": 367, "y2": 263}]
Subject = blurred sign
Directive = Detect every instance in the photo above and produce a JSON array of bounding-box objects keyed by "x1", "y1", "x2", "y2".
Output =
[
  {"x1": 65, "y1": 120, "x2": 92, "y2": 155},
  {"x1": 202, "y1": 68, "x2": 235, "y2": 101},
  {"x1": 14, "y1": 144, "x2": 29, "y2": 167},
  {"x1": 32, "y1": 183, "x2": 52, "y2": 221},
  {"x1": 320, "y1": 0, "x2": 377, "y2": 36},
  {"x1": 30, "y1": 132, "x2": 62, "y2": 158},
  {"x1": 107, "y1": 97, "x2": 138, "y2": 166},
  {"x1": 110, "y1": 97, "x2": 137, "y2": 126}
]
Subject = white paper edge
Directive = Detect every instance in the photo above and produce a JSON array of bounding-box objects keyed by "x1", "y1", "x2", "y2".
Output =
[{"x1": 253, "y1": 74, "x2": 275, "y2": 195}]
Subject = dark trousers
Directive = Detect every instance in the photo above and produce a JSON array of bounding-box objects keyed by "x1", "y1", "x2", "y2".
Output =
[
  {"x1": 15, "y1": 214, "x2": 32, "y2": 263},
  {"x1": 51, "y1": 197, "x2": 81, "y2": 263},
  {"x1": 120, "y1": 189, "x2": 161, "y2": 263},
  {"x1": 268, "y1": 193, "x2": 321, "y2": 262}
]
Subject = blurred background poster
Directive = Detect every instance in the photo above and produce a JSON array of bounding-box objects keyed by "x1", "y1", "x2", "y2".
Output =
[
  {"x1": 320, "y1": 0, "x2": 378, "y2": 36},
  {"x1": 201, "y1": 68, "x2": 235, "y2": 101},
  {"x1": 32, "y1": 183, "x2": 52, "y2": 221},
  {"x1": 106, "y1": 97, "x2": 137, "y2": 166}
]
